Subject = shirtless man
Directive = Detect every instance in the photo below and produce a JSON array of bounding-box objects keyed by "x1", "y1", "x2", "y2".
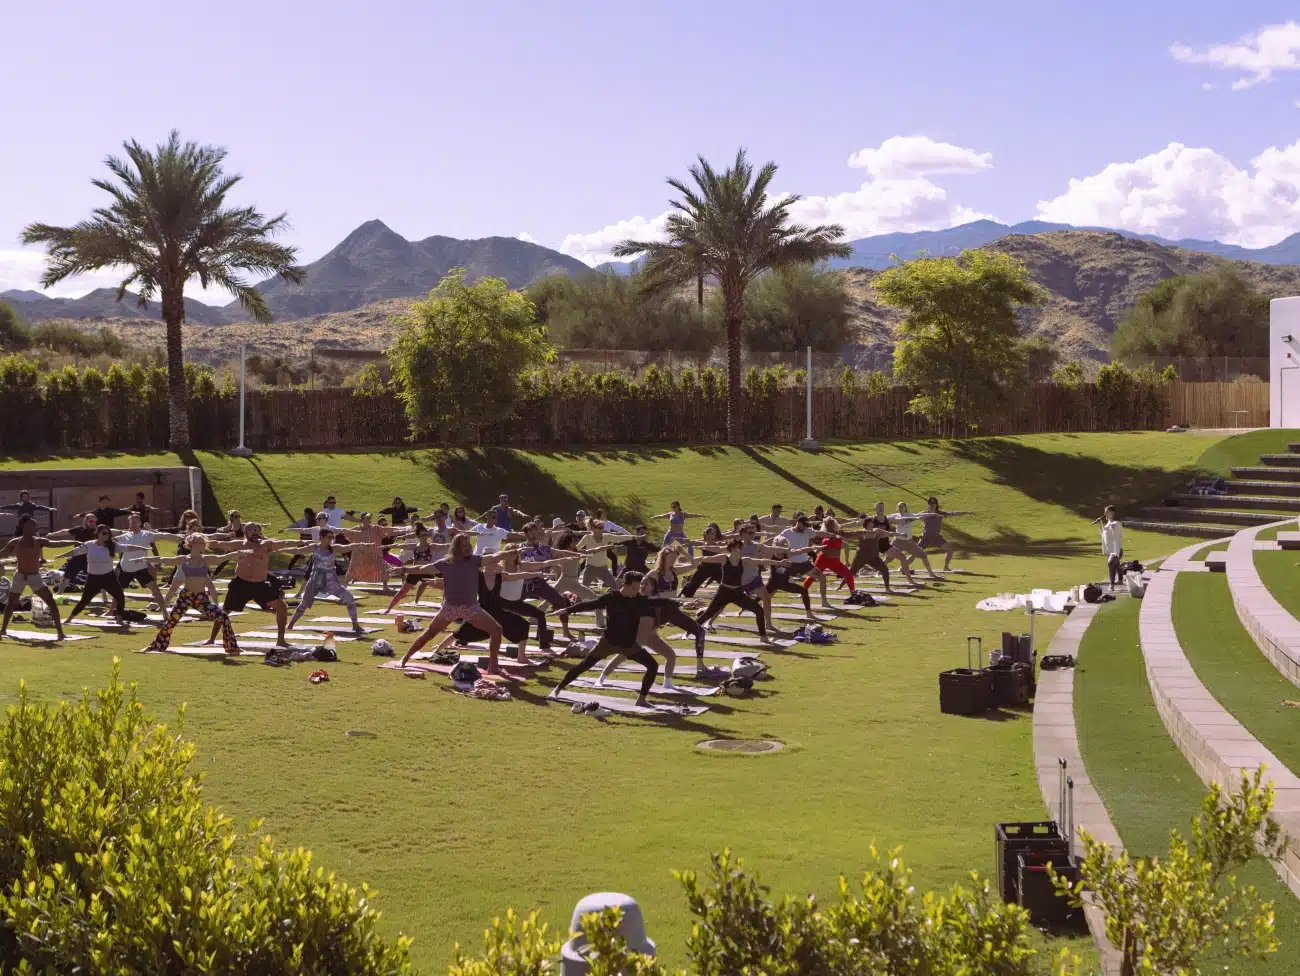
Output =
[
  {"x1": 0, "y1": 516, "x2": 67, "y2": 640},
  {"x1": 757, "y1": 503, "x2": 792, "y2": 532},
  {"x1": 206, "y1": 523, "x2": 308, "y2": 647}
]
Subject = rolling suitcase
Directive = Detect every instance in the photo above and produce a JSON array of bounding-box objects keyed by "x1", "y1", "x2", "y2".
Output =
[{"x1": 939, "y1": 636, "x2": 994, "y2": 715}]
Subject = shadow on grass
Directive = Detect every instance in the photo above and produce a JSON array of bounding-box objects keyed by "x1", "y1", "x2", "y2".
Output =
[
  {"x1": 944, "y1": 438, "x2": 1202, "y2": 521},
  {"x1": 944, "y1": 525, "x2": 1094, "y2": 559},
  {"x1": 738, "y1": 446, "x2": 858, "y2": 512},
  {"x1": 416, "y1": 448, "x2": 653, "y2": 526}
]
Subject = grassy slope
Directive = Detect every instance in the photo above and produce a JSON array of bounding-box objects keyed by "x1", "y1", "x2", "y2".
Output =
[
  {"x1": 1196, "y1": 429, "x2": 1300, "y2": 477},
  {"x1": 1257, "y1": 550, "x2": 1300, "y2": 621},
  {"x1": 1173, "y1": 572, "x2": 1300, "y2": 785},
  {"x1": 1074, "y1": 599, "x2": 1300, "y2": 971},
  {"x1": 0, "y1": 432, "x2": 1221, "y2": 970}
]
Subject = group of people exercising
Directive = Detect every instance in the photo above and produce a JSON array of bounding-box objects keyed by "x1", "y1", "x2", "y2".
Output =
[{"x1": 0, "y1": 489, "x2": 968, "y2": 706}]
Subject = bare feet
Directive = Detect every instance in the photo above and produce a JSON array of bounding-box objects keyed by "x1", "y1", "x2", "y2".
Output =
[{"x1": 201, "y1": 638, "x2": 216, "y2": 646}]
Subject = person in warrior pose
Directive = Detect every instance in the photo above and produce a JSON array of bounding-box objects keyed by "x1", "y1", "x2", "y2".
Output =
[
  {"x1": 549, "y1": 571, "x2": 682, "y2": 708},
  {"x1": 0, "y1": 516, "x2": 67, "y2": 640},
  {"x1": 888, "y1": 502, "x2": 941, "y2": 580},
  {"x1": 47, "y1": 513, "x2": 100, "y2": 592},
  {"x1": 550, "y1": 529, "x2": 607, "y2": 637},
  {"x1": 60, "y1": 526, "x2": 153, "y2": 627},
  {"x1": 379, "y1": 496, "x2": 419, "y2": 526},
  {"x1": 695, "y1": 538, "x2": 789, "y2": 644},
  {"x1": 208, "y1": 523, "x2": 308, "y2": 646},
  {"x1": 143, "y1": 535, "x2": 246, "y2": 654},
  {"x1": 594, "y1": 553, "x2": 711, "y2": 688},
  {"x1": 518, "y1": 521, "x2": 583, "y2": 612},
  {"x1": 613, "y1": 525, "x2": 660, "y2": 577},
  {"x1": 287, "y1": 529, "x2": 366, "y2": 634},
  {"x1": 774, "y1": 513, "x2": 830, "y2": 606},
  {"x1": 679, "y1": 523, "x2": 727, "y2": 597},
  {"x1": 651, "y1": 501, "x2": 703, "y2": 558},
  {"x1": 479, "y1": 494, "x2": 529, "y2": 533},
  {"x1": 485, "y1": 546, "x2": 574, "y2": 656},
  {"x1": 115, "y1": 512, "x2": 181, "y2": 610},
  {"x1": 762, "y1": 536, "x2": 818, "y2": 622},
  {"x1": 577, "y1": 518, "x2": 629, "y2": 590},
  {"x1": 383, "y1": 523, "x2": 448, "y2": 611},
  {"x1": 0, "y1": 491, "x2": 57, "y2": 532},
  {"x1": 398, "y1": 535, "x2": 523, "y2": 675},
  {"x1": 801, "y1": 517, "x2": 858, "y2": 604},
  {"x1": 916, "y1": 496, "x2": 971, "y2": 572},
  {"x1": 757, "y1": 503, "x2": 792, "y2": 531}
]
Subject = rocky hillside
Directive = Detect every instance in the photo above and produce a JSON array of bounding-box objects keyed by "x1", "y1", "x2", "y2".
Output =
[{"x1": 838, "y1": 230, "x2": 1300, "y2": 364}]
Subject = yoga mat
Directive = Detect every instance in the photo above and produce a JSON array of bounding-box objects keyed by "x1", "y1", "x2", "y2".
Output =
[
  {"x1": 550, "y1": 691, "x2": 708, "y2": 717},
  {"x1": 0, "y1": 629, "x2": 92, "y2": 643},
  {"x1": 309, "y1": 616, "x2": 394, "y2": 626},
  {"x1": 242, "y1": 630, "x2": 364, "y2": 642},
  {"x1": 377, "y1": 660, "x2": 522, "y2": 682},
  {"x1": 148, "y1": 644, "x2": 273, "y2": 657},
  {"x1": 565, "y1": 640, "x2": 755, "y2": 660},
  {"x1": 286, "y1": 624, "x2": 382, "y2": 635},
  {"x1": 669, "y1": 633, "x2": 791, "y2": 648},
  {"x1": 570, "y1": 676, "x2": 720, "y2": 697}
]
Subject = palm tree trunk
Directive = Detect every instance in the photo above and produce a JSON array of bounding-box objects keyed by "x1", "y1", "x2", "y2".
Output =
[
  {"x1": 723, "y1": 283, "x2": 745, "y2": 445},
  {"x1": 162, "y1": 287, "x2": 190, "y2": 450}
]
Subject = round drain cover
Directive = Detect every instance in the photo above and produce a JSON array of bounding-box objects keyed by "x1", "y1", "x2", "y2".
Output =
[{"x1": 697, "y1": 738, "x2": 784, "y2": 754}]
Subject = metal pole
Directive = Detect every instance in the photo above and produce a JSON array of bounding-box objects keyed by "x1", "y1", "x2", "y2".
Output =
[
  {"x1": 800, "y1": 345, "x2": 819, "y2": 451},
  {"x1": 231, "y1": 344, "x2": 252, "y2": 457}
]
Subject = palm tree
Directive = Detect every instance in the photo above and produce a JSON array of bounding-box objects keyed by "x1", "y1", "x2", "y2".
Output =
[
  {"x1": 22, "y1": 131, "x2": 304, "y2": 450},
  {"x1": 613, "y1": 149, "x2": 850, "y2": 444}
]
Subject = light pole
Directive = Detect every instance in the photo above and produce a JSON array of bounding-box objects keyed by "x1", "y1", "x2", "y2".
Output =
[
  {"x1": 800, "y1": 345, "x2": 820, "y2": 451},
  {"x1": 230, "y1": 343, "x2": 253, "y2": 457}
]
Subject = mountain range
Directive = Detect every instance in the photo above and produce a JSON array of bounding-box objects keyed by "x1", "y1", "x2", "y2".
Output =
[
  {"x1": 2, "y1": 219, "x2": 590, "y2": 325},
  {"x1": 595, "y1": 219, "x2": 1300, "y2": 274},
  {"x1": 5, "y1": 217, "x2": 1300, "y2": 346}
]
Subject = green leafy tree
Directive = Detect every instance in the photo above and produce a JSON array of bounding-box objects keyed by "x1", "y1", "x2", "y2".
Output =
[
  {"x1": 1055, "y1": 770, "x2": 1283, "y2": 976},
  {"x1": 876, "y1": 250, "x2": 1042, "y2": 429},
  {"x1": 737, "y1": 265, "x2": 854, "y2": 352},
  {"x1": 527, "y1": 270, "x2": 712, "y2": 353},
  {"x1": 1113, "y1": 268, "x2": 1269, "y2": 360},
  {"x1": 612, "y1": 149, "x2": 851, "y2": 444},
  {"x1": 1052, "y1": 359, "x2": 1087, "y2": 387},
  {"x1": 0, "y1": 301, "x2": 30, "y2": 352},
  {"x1": 21, "y1": 130, "x2": 304, "y2": 449},
  {"x1": 389, "y1": 268, "x2": 552, "y2": 439},
  {"x1": 352, "y1": 361, "x2": 388, "y2": 396}
]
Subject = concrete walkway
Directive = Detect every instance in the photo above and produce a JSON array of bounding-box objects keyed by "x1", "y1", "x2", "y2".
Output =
[
  {"x1": 1138, "y1": 540, "x2": 1300, "y2": 899},
  {"x1": 1224, "y1": 521, "x2": 1300, "y2": 689},
  {"x1": 1031, "y1": 602, "x2": 1121, "y2": 975}
]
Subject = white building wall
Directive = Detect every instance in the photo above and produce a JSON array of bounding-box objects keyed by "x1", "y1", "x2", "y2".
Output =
[{"x1": 1271, "y1": 297, "x2": 1300, "y2": 427}]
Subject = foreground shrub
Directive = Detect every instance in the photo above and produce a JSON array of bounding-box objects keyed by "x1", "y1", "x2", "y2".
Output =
[
  {"x1": 455, "y1": 848, "x2": 1078, "y2": 976},
  {"x1": 0, "y1": 662, "x2": 412, "y2": 975}
]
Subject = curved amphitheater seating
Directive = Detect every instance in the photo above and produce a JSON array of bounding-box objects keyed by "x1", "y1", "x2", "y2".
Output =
[
  {"x1": 1224, "y1": 522, "x2": 1300, "y2": 688},
  {"x1": 1139, "y1": 540, "x2": 1300, "y2": 898},
  {"x1": 1031, "y1": 603, "x2": 1121, "y2": 974}
]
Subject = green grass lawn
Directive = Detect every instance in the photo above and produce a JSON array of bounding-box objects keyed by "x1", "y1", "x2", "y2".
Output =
[
  {"x1": 1257, "y1": 549, "x2": 1300, "y2": 615},
  {"x1": 1173, "y1": 572, "x2": 1300, "y2": 776},
  {"x1": 1074, "y1": 599, "x2": 1300, "y2": 971},
  {"x1": 1193, "y1": 541, "x2": 1232, "y2": 559},
  {"x1": 1196, "y1": 429, "x2": 1300, "y2": 476},
  {"x1": 0, "y1": 431, "x2": 1230, "y2": 970},
  {"x1": 1256, "y1": 521, "x2": 1300, "y2": 543}
]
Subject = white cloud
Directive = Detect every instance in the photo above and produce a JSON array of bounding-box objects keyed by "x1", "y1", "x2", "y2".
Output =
[
  {"x1": 1171, "y1": 21, "x2": 1300, "y2": 89},
  {"x1": 561, "y1": 137, "x2": 996, "y2": 259},
  {"x1": 560, "y1": 213, "x2": 671, "y2": 266},
  {"x1": 516, "y1": 232, "x2": 538, "y2": 244},
  {"x1": 0, "y1": 248, "x2": 243, "y2": 306},
  {"x1": 1036, "y1": 140, "x2": 1300, "y2": 247},
  {"x1": 1201, "y1": 82, "x2": 1216, "y2": 91},
  {"x1": 847, "y1": 135, "x2": 992, "y2": 179}
]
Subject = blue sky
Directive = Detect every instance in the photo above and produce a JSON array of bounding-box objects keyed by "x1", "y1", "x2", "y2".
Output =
[{"x1": 3, "y1": 1, "x2": 1300, "y2": 300}]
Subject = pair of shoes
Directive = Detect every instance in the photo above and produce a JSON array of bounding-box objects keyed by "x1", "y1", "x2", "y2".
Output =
[
  {"x1": 309, "y1": 669, "x2": 329, "y2": 683},
  {"x1": 571, "y1": 700, "x2": 612, "y2": 717}
]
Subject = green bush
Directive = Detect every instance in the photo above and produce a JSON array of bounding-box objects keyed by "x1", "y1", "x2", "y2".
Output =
[
  {"x1": 0, "y1": 663, "x2": 413, "y2": 974},
  {"x1": 0, "y1": 302, "x2": 30, "y2": 352},
  {"x1": 456, "y1": 848, "x2": 1075, "y2": 976}
]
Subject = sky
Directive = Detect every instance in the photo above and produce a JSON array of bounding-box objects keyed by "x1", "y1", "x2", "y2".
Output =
[{"x1": 3, "y1": 1, "x2": 1300, "y2": 303}]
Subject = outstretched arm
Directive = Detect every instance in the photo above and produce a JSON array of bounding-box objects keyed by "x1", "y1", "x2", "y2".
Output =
[{"x1": 560, "y1": 592, "x2": 612, "y2": 616}]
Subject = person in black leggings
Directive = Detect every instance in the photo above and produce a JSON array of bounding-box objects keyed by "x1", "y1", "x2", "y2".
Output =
[
  {"x1": 694, "y1": 539, "x2": 788, "y2": 642},
  {"x1": 764, "y1": 539, "x2": 815, "y2": 617},
  {"x1": 61, "y1": 526, "x2": 149, "y2": 627},
  {"x1": 550, "y1": 572, "x2": 679, "y2": 708},
  {"x1": 679, "y1": 523, "x2": 726, "y2": 597},
  {"x1": 848, "y1": 517, "x2": 898, "y2": 590}
]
